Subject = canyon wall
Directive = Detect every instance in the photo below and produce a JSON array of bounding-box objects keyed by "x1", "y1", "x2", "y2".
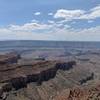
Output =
[{"x1": 0, "y1": 60, "x2": 76, "y2": 99}]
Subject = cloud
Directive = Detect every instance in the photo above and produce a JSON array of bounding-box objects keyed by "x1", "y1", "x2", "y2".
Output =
[
  {"x1": 87, "y1": 20, "x2": 94, "y2": 23},
  {"x1": 0, "y1": 29, "x2": 54, "y2": 40},
  {"x1": 31, "y1": 19, "x2": 39, "y2": 23},
  {"x1": 0, "y1": 5, "x2": 100, "y2": 41},
  {"x1": 9, "y1": 22, "x2": 52, "y2": 31},
  {"x1": 48, "y1": 26, "x2": 100, "y2": 41},
  {"x1": 54, "y1": 5, "x2": 100, "y2": 21},
  {"x1": 80, "y1": 5, "x2": 100, "y2": 19},
  {"x1": 54, "y1": 9, "x2": 85, "y2": 20},
  {"x1": 48, "y1": 13, "x2": 53, "y2": 16},
  {"x1": 48, "y1": 20, "x2": 55, "y2": 24},
  {"x1": 34, "y1": 12, "x2": 41, "y2": 15},
  {"x1": 0, "y1": 21, "x2": 100, "y2": 41}
]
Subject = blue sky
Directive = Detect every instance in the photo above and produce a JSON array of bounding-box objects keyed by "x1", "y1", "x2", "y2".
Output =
[{"x1": 0, "y1": 0, "x2": 100, "y2": 41}]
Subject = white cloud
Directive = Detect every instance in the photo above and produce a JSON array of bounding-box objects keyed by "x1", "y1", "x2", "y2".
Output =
[
  {"x1": 80, "y1": 5, "x2": 100, "y2": 19},
  {"x1": 0, "y1": 29, "x2": 54, "y2": 40},
  {"x1": 87, "y1": 20, "x2": 94, "y2": 23},
  {"x1": 9, "y1": 22, "x2": 52, "y2": 31},
  {"x1": 54, "y1": 5, "x2": 100, "y2": 21},
  {"x1": 34, "y1": 12, "x2": 41, "y2": 15},
  {"x1": 48, "y1": 13, "x2": 53, "y2": 16},
  {"x1": 54, "y1": 9, "x2": 85, "y2": 20},
  {"x1": 31, "y1": 19, "x2": 39, "y2": 23},
  {"x1": 0, "y1": 5, "x2": 100, "y2": 41},
  {"x1": 0, "y1": 22, "x2": 100, "y2": 41},
  {"x1": 48, "y1": 20, "x2": 55, "y2": 24},
  {"x1": 48, "y1": 26, "x2": 100, "y2": 41}
]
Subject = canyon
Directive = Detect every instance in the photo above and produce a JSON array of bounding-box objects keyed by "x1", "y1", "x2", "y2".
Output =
[
  {"x1": 0, "y1": 49, "x2": 100, "y2": 100},
  {"x1": 0, "y1": 52, "x2": 77, "y2": 99}
]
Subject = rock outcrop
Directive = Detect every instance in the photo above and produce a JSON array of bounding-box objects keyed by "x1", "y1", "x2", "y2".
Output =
[
  {"x1": 0, "y1": 52, "x2": 21, "y2": 65},
  {"x1": 54, "y1": 84, "x2": 100, "y2": 100}
]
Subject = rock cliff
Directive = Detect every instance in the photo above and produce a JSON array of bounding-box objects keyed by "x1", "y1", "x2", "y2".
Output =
[{"x1": 0, "y1": 53, "x2": 76, "y2": 99}]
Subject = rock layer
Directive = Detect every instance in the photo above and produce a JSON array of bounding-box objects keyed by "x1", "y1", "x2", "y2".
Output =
[{"x1": 0, "y1": 52, "x2": 76, "y2": 99}]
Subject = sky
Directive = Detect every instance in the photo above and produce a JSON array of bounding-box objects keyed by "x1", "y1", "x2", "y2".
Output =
[{"x1": 0, "y1": 0, "x2": 100, "y2": 41}]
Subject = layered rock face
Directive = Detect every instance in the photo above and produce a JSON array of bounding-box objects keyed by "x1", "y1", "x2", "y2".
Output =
[
  {"x1": 0, "y1": 51, "x2": 98, "y2": 100},
  {"x1": 0, "y1": 52, "x2": 21, "y2": 65},
  {"x1": 1, "y1": 61, "x2": 75, "y2": 83},
  {"x1": 0, "y1": 52, "x2": 76, "y2": 99}
]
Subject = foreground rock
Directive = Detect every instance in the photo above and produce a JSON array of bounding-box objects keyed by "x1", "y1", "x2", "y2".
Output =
[{"x1": 54, "y1": 84, "x2": 100, "y2": 100}]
